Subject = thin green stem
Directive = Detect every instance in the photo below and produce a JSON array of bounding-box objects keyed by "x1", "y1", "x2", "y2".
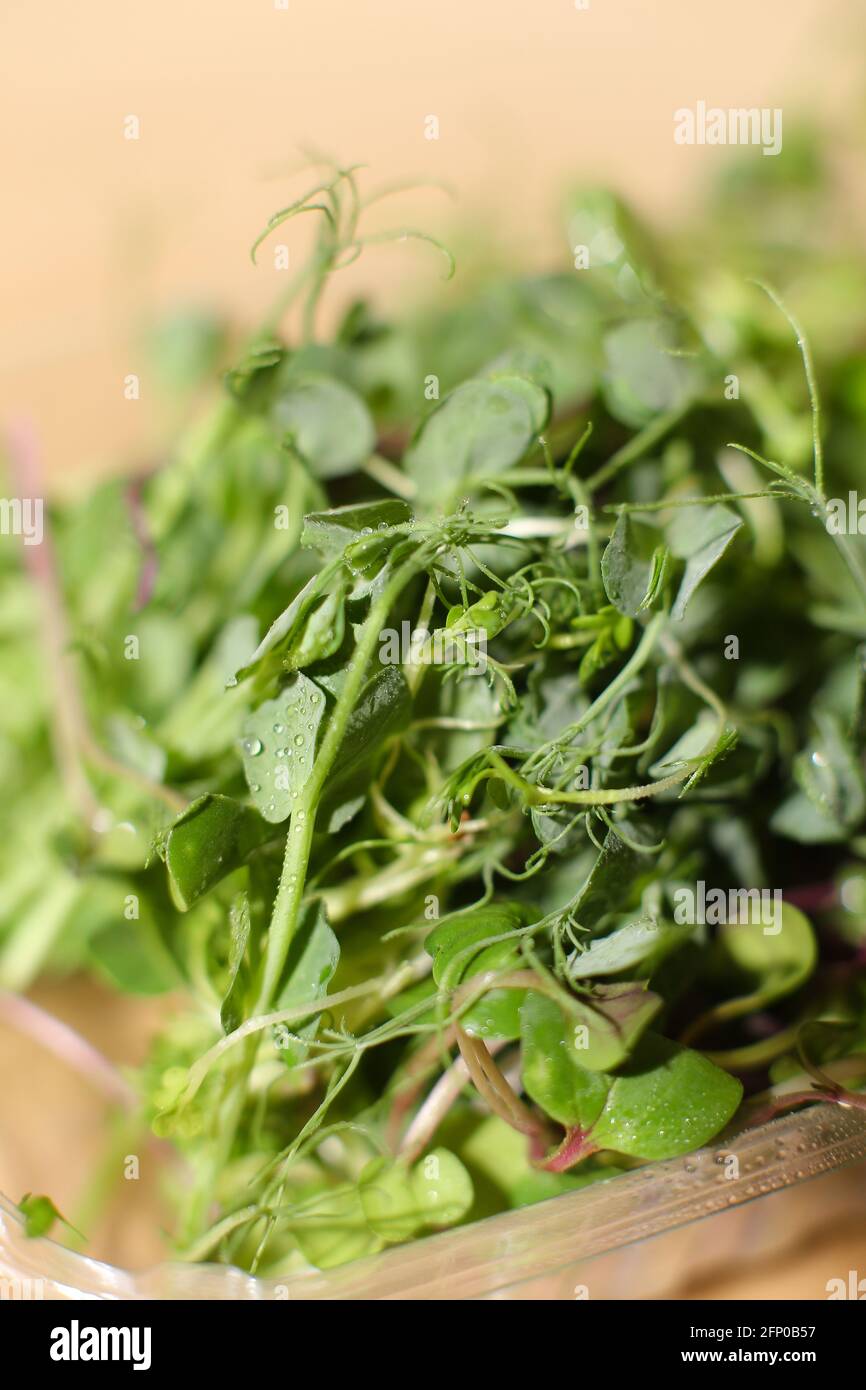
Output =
[
  {"x1": 604, "y1": 490, "x2": 796, "y2": 514},
  {"x1": 524, "y1": 611, "x2": 665, "y2": 773},
  {"x1": 490, "y1": 751, "x2": 691, "y2": 806},
  {"x1": 254, "y1": 553, "x2": 429, "y2": 1013},
  {"x1": 587, "y1": 401, "x2": 693, "y2": 491},
  {"x1": 752, "y1": 279, "x2": 824, "y2": 499},
  {"x1": 181, "y1": 1034, "x2": 259, "y2": 1242}
]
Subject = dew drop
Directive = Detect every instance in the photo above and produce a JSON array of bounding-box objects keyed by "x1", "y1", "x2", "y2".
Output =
[
  {"x1": 293, "y1": 734, "x2": 304, "y2": 747},
  {"x1": 273, "y1": 723, "x2": 285, "y2": 735},
  {"x1": 243, "y1": 737, "x2": 263, "y2": 757}
]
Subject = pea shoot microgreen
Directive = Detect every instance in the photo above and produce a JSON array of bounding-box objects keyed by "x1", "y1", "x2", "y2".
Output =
[{"x1": 5, "y1": 147, "x2": 866, "y2": 1275}]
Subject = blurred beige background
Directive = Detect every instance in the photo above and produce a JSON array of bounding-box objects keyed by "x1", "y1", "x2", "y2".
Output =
[
  {"x1": 2, "y1": 0, "x2": 866, "y2": 1296},
  {"x1": 1, "y1": 0, "x2": 864, "y2": 485}
]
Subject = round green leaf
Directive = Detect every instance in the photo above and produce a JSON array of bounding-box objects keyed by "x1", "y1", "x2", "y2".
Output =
[
  {"x1": 405, "y1": 376, "x2": 549, "y2": 502},
  {"x1": 425, "y1": 902, "x2": 533, "y2": 989},
  {"x1": 273, "y1": 374, "x2": 375, "y2": 478},
  {"x1": 720, "y1": 901, "x2": 816, "y2": 1002},
  {"x1": 239, "y1": 675, "x2": 326, "y2": 824},
  {"x1": 590, "y1": 1035, "x2": 743, "y2": 1159},
  {"x1": 408, "y1": 1148, "x2": 474, "y2": 1227},
  {"x1": 520, "y1": 991, "x2": 610, "y2": 1128}
]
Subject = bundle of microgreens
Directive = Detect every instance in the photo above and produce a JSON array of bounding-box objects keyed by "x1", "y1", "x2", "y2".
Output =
[{"x1": 3, "y1": 141, "x2": 866, "y2": 1273}]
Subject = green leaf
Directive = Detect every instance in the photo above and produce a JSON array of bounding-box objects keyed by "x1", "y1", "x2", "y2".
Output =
[
  {"x1": 649, "y1": 711, "x2": 718, "y2": 776},
  {"x1": 0, "y1": 875, "x2": 82, "y2": 992},
  {"x1": 483, "y1": 367, "x2": 551, "y2": 432},
  {"x1": 359, "y1": 1148, "x2": 473, "y2": 1239},
  {"x1": 17, "y1": 1193, "x2": 80, "y2": 1241},
  {"x1": 383, "y1": 976, "x2": 437, "y2": 1024},
  {"x1": 459, "y1": 938, "x2": 527, "y2": 1041},
  {"x1": 792, "y1": 711, "x2": 866, "y2": 831},
  {"x1": 235, "y1": 575, "x2": 348, "y2": 687},
  {"x1": 570, "y1": 824, "x2": 657, "y2": 931},
  {"x1": 225, "y1": 337, "x2": 285, "y2": 405},
  {"x1": 666, "y1": 503, "x2": 743, "y2": 620},
  {"x1": 589, "y1": 1035, "x2": 743, "y2": 1159},
  {"x1": 566, "y1": 189, "x2": 659, "y2": 298},
  {"x1": 291, "y1": 1185, "x2": 380, "y2": 1270},
  {"x1": 220, "y1": 892, "x2": 251, "y2": 1034},
  {"x1": 483, "y1": 347, "x2": 555, "y2": 395},
  {"x1": 273, "y1": 373, "x2": 375, "y2": 478},
  {"x1": 601, "y1": 511, "x2": 667, "y2": 617},
  {"x1": 239, "y1": 674, "x2": 327, "y2": 824},
  {"x1": 234, "y1": 576, "x2": 318, "y2": 684},
  {"x1": 273, "y1": 900, "x2": 339, "y2": 1066},
  {"x1": 520, "y1": 992, "x2": 610, "y2": 1128},
  {"x1": 576, "y1": 610, "x2": 634, "y2": 686},
  {"x1": 568, "y1": 915, "x2": 684, "y2": 979},
  {"x1": 296, "y1": 1148, "x2": 472, "y2": 1269},
  {"x1": 531, "y1": 804, "x2": 585, "y2": 856},
  {"x1": 719, "y1": 901, "x2": 816, "y2": 1005},
  {"x1": 287, "y1": 585, "x2": 347, "y2": 672},
  {"x1": 301, "y1": 500, "x2": 413, "y2": 560},
  {"x1": 444, "y1": 588, "x2": 519, "y2": 641},
  {"x1": 461, "y1": 989, "x2": 525, "y2": 1041},
  {"x1": 572, "y1": 982, "x2": 663, "y2": 1070},
  {"x1": 603, "y1": 319, "x2": 699, "y2": 427},
  {"x1": 432, "y1": 670, "x2": 502, "y2": 773},
  {"x1": 157, "y1": 615, "x2": 257, "y2": 763},
  {"x1": 679, "y1": 726, "x2": 739, "y2": 794},
  {"x1": 165, "y1": 794, "x2": 272, "y2": 910},
  {"x1": 458, "y1": 1114, "x2": 620, "y2": 1208},
  {"x1": 330, "y1": 665, "x2": 411, "y2": 787},
  {"x1": 404, "y1": 375, "x2": 550, "y2": 501},
  {"x1": 426, "y1": 902, "x2": 533, "y2": 989},
  {"x1": 408, "y1": 1147, "x2": 474, "y2": 1226},
  {"x1": 120, "y1": 611, "x2": 196, "y2": 718},
  {"x1": 771, "y1": 790, "x2": 846, "y2": 843},
  {"x1": 357, "y1": 1159, "x2": 421, "y2": 1243},
  {"x1": 147, "y1": 310, "x2": 224, "y2": 396},
  {"x1": 88, "y1": 916, "x2": 176, "y2": 997}
]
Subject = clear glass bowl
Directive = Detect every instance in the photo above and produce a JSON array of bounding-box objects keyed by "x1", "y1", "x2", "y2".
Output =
[{"x1": 3, "y1": 1103, "x2": 865, "y2": 1299}]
